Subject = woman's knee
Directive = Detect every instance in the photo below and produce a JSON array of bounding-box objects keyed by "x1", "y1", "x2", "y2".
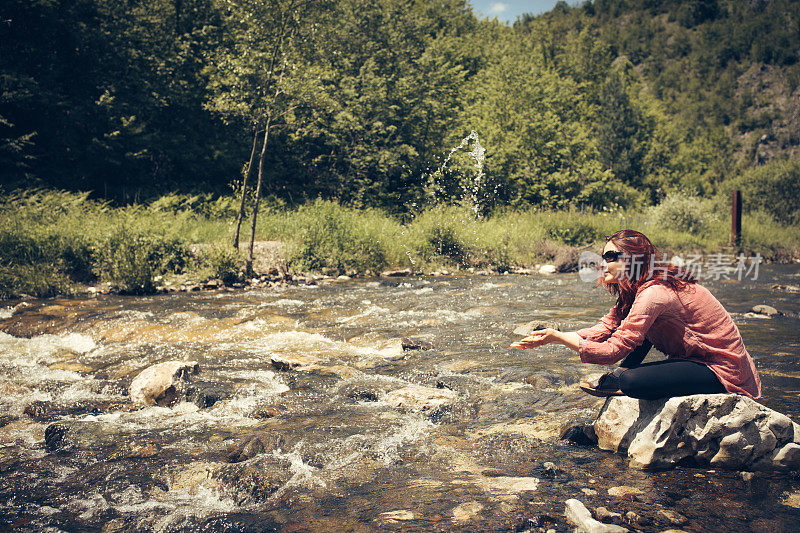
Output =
[{"x1": 617, "y1": 369, "x2": 650, "y2": 399}]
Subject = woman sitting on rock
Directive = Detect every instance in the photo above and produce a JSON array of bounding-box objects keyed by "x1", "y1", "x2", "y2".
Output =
[{"x1": 511, "y1": 229, "x2": 761, "y2": 400}]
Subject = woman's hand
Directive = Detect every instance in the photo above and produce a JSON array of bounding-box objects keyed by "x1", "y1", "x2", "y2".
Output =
[
  {"x1": 511, "y1": 329, "x2": 582, "y2": 352},
  {"x1": 510, "y1": 328, "x2": 561, "y2": 349}
]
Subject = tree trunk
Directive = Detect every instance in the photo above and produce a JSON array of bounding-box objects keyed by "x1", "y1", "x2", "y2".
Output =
[
  {"x1": 233, "y1": 129, "x2": 261, "y2": 249},
  {"x1": 246, "y1": 114, "x2": 272, "y2": 275}
]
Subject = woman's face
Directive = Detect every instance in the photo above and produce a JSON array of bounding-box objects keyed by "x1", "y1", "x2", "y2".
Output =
[{"x1": 601, "y1": 241, "x2": 626, "y2": 284}]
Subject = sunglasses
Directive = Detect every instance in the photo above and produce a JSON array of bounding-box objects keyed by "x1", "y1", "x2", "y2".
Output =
[{"x1": 601, "y1": 250, "x2": 624, "y2": 262}]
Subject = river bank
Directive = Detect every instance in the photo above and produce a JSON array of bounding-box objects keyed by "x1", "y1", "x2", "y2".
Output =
[{"x1": 2, "y1": 191, "x2": 799, "y2": 300}]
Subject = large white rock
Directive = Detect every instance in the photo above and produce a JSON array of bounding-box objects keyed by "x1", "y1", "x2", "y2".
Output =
[
  {"x1": 129, "y1": 361, "x2": 199, "y2": 406},
  {"x1": 564, "y1": 499, "x2": 628, "y2": 533},
  {"x1": 594, "y1": 394, "x2": 800, "y2": 471}
]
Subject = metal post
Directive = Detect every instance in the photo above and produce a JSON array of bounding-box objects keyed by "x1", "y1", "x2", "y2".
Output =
[{"x1": 731, "y1": 190, "x2": 742, "y2": 247}]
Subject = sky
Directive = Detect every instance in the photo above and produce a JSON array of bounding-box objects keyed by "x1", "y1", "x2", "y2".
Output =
[{"x1": 470, "y1": 1, "x2": 565, "y2": 23}]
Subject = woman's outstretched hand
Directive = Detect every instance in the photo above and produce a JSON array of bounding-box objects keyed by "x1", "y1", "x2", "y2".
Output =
[
  {"x1": 510, "y1": 328, "x2": 559, "y2": 349},
  {"x1": 510, "y1": 329, "x2": 582, "y2": 352}
]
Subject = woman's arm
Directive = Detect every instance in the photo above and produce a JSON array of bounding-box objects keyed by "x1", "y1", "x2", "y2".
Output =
[
  {"x1": 577, "y1": 285, "x2": 669, "y2": 365},
  {"x1": 511, "y1": 286, "x2": 669, "y2": 364},
  {"x1": 510, "y1": 329, "x2": 582, "y2": 352},
  {"x1": 574, "y1": 306, "x2": 620, "y2": 343}
]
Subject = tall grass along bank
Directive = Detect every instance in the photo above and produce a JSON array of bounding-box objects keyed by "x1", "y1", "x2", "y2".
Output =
[{"x1": 1, "y1": 191, "x2": 798, "y2": 299}]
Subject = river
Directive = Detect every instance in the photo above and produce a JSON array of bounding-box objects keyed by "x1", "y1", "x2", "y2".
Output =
[{"x1": 1, "y1": 267, "x2": 799, "y2": 531}]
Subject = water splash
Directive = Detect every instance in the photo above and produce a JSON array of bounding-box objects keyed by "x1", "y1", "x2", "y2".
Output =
[{"x1": 430, "y1": 130, "x2": 486, "y2": 218}]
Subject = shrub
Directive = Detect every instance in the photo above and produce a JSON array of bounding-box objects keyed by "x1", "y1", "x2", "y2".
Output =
[
  {"x1": 725, "y1": 159, "x2": 800, "y2": 225},
  {"x1": 544, "y1": 219, "x2": 601, "y2": 246},
  {"x1": 203, "y1": 245, "x2": 243, "y2": 285},
  {"x1": 93, "y1": 229, "x2": 189, "y2": 294},
  {"x1": 406, "y1": 206, "x2": 477, "y2": 267},
  {"x1": 148, "y1": 193, "x2": 240, "y2": 219},
  {"x1": 426, "y1": 223, "x2": 469, "y2": 265},
  {"x1": 287, "y1": 200, "x2": 388, "y2": 274},
  {"x1": 647, "y1": 191, "x2": 714, "y2": 234},
  {"x1": 0, "y1": 264, "x2": 73, "y2": 299}
]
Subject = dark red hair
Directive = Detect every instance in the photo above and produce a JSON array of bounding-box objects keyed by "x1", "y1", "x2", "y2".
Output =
[{"x1": 602, "y1": 229, "x2": 695, "y2": 319}]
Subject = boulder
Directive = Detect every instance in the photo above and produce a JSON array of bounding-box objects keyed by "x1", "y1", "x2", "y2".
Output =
[
  {"x1": 750, "y1": 304, "x2": 781, "y2": 316},
  {"x1": 594, "y1": 394, "x2": 800, "y2": 471},
  {"x1": 129, "y1": 361, "x2": 199, "y2": 406},
  {"x1": 564, "y1": 499, "x2": 628, "y2": 533}
]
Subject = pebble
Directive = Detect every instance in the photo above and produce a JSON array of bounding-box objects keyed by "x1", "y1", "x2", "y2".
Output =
[
  {"x1": 608, "y1": 486, "x2": 643, "y2": 501},
  {"x1": 657, "y1": 509, "x2": 688, "y2": 526},
  {"x1": 380, "y1": 510, "x2": 414, "y2": 521},
  {"x1": 625, "y1": 511, "x2": 647, "y2": 527},
  {"x1": 452, "y1": 501, "x2": 483, "y2": 523},
  {"x1": 595, "y1": 507, "x2": 622, "y2": 523}
]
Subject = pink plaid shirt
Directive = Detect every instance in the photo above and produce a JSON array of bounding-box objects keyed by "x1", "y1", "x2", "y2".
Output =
[{"x1": 576, "y1": 280, "x2": 762, "y2": 398}]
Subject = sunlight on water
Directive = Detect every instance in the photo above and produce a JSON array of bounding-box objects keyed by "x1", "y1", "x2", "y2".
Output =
[{"x1": 0, "y1": 269, "x2": 799, "y2": 530}]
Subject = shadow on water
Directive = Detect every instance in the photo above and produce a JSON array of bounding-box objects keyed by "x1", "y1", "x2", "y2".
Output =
[{"x1": 1, "y1": 266, "x2": 800, "y2": 531}]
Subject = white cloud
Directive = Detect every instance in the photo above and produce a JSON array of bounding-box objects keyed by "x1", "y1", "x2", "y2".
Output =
[{"x1": 489, "y1": 2, "x2": 509, "y2": 14}]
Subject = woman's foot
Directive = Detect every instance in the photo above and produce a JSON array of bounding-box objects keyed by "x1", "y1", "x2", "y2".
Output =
[{"x1": 579, "y1": 371, "x2": 624, "y2": 397}]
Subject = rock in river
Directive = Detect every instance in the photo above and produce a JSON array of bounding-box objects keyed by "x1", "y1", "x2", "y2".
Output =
[
  {"x1": 564, "y1": 499, "x2": 628, "y2": 533},
  {"x1": 750, "y1": 304, "x2": 782, "y2": 317},
  {"x1": 383, "y1": 384, "x2": 457, "y2": 413},
  {"x1": 594, "y1": 394, "x2": 800, "y2": 471},
  {"x1": 129, "y1": 361, "x2": 199, "y2": 406}
]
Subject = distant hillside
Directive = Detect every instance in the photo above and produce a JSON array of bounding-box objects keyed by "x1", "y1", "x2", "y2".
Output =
[{"x1": 532, "y1": 0, "x2": 800, "y2": 166}]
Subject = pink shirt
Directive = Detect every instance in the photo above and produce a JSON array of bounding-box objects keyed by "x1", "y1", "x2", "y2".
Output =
[{"x1": 576, "y1": 280, "x2": 762, "y2": 399}]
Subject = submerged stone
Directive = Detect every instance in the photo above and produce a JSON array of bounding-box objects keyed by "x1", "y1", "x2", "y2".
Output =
[
  {"x1": 185, "y1": 381, "x2": 232, "y2": 409},
  {"x1": 607, "y1": 486, "x2": 642, "y2": 501},
  {"x1": 24, "y1": 400, "x2": 129, "y2": 422},
  {"x1": 452, "y1": 501, "x2": 483, "y2": 523},
  {"x1": 383, "y1": 384, "x2": 457, "y2": 413},
  {"x1": 594, "y1": 394, "x2": 800, "y2": 471},
  {"x1": 270, "y1": 354, "x2": 320, "y2": 371},
  {"x1": 401, "y1": 337, "x2": 434, "y2": 351}
]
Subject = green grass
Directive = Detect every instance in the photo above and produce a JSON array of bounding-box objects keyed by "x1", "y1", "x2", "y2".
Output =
[{"x1": 1, "y1": 190, "x2": 797, "y2": 298}]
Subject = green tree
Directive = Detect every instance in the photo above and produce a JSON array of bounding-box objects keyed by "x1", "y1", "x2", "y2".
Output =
[
  {"x1": 286, "y1": 0, "x2": 477, "y2": 213},
  {"x1": 206, "y1": 0, "x2": 331, "y2": 270}
]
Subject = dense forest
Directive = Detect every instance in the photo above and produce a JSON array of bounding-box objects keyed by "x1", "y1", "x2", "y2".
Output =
[{"x1": 1, "y1": 0, "x2": 799, "y2": 222}]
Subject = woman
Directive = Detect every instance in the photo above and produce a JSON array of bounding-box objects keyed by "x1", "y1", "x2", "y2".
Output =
[{"x1": 511, "y1": 230, "x2": 761, "y2": 400}]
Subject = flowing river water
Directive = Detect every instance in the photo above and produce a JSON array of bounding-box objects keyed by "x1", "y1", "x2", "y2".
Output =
[{"x1": 1, "y1": 267, "x2": 800, "y2": 531}]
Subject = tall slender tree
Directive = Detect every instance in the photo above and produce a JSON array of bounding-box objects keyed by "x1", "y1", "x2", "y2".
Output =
[{"x1": 206, "y1": 0, "x2": 329, "y2": 272}]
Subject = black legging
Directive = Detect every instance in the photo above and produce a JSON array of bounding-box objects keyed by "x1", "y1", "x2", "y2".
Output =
[{"x1": 616, "y1": 340, "x2": 727, "y2": 400}]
